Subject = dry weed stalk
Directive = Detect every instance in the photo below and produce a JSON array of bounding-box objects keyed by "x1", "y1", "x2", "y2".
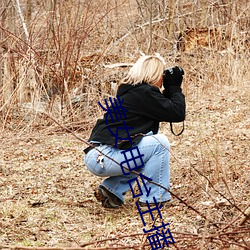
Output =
[
  {"x1": 0, "y1": 1, "x2": 249, "y2": 249},
  {"x1": 30, "y1": 111, "x2": 248, "y2": 249},
  {"x1": 0, "y1": 0, "x2": 249, "y2": 130}
]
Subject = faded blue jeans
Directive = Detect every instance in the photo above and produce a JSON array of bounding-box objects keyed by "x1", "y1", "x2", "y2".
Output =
[{"x1": 84, "y1": 133, "x2": 170, "y2": 203}]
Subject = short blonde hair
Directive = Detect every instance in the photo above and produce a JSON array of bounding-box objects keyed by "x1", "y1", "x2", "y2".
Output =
[{"x1": 122, "y1": 54, "x2": 165, "y2": 85}]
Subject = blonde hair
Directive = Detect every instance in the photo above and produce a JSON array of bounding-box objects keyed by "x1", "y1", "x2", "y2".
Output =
[{"x1": 122, "y1": 54, "x2": 165, "y2": 85}]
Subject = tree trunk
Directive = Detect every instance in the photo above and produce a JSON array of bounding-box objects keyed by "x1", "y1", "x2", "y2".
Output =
[
  {"x1": 168, "y1": 0, "x2": 175, "y2": 42},
  {"x1": 0, "y1": 0, "x2": 15, "y2": 113},
  {"x1": 147, "y1": 0, "x2": 153, "y2": 54},
  {"x1": 13, "y1": 0, "x2": 38, "y2": 104}
]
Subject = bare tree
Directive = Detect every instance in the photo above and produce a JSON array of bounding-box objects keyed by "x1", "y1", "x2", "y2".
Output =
[
  {"x1": 0, "y1": 0, "x2": 15, "y2": 116},
  {"x1": 147, "y1": 0, "x2": 153, "y2": 53},
  {"x1": 13, "y1": 0, "x2": 38, "y2": 104},
  {"x1": 168, "y1": 0, "x2": 175, "y2": 42}
]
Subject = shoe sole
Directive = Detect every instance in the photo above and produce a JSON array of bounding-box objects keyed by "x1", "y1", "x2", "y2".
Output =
[{"x1": 94, "y1": 187, "x2": 121, "y2": 208}]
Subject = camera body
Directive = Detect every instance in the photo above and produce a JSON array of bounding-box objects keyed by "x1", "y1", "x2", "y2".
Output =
[
  {"x1": 163, "y1": 66, "x2": 184, "y2": 77},
  {"x1": 163, "y1": 66, "x2": 184, "y2": 88},
  {"x1": 164, "y1": 67, "x2": 175, "y2": 75}
]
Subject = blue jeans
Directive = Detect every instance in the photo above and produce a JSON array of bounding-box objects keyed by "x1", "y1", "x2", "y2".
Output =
[{"x1": 84, "y1": 134, "x2": 170, "y2": 203}]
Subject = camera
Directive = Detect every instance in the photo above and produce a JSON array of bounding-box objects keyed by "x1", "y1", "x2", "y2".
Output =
[
  {"x1": 163, "y1": 66, "x2": 184, "y2": 88},
  {"x1": 163, "y1": 66, "x2": 184, "y2": 77},
  {"x1": 164, "y1": 67, "x2": 175, "y2": 75}
]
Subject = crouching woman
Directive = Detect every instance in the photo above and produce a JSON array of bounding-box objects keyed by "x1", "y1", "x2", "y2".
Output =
[{"x1": 84, "y1": 54, "x2": 186, "y2": 208}]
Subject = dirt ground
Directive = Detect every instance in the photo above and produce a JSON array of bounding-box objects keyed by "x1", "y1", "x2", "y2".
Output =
[{"x1": 0, "y1": 81, "x2": 249, "y2": 249}]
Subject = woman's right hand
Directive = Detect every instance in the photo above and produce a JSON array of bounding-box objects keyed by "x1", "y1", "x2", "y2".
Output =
[{"x1": 163, "y1": 66, "x2": 184, "y2": 88}]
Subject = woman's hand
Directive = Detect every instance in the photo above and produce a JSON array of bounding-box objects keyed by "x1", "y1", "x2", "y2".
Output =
[{"x1": 163, "y1": 66, "x2": 184, "y2": 88}]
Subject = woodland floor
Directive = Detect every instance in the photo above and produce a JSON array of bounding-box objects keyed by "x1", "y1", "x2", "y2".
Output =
[{"x1": 0, "y1": 80, "x2": 249, "y2": 249}]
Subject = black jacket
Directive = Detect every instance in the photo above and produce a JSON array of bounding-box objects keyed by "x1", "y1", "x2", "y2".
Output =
[{"x1": 88, "y1": 83, "x2": 185, "y2": 149}]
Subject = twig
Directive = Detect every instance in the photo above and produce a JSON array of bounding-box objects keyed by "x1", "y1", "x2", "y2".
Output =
[
  {"x1": 239, "y1": 207, "x2": 250, "y2": 226},
  {"x1": 80, "y1": 232, "x2": 147, "y2": 247},
  {"x1": 0, "y1": 247, "x2": 143, "y2": 250},
  {"x1": 40, "y1": 112, "x2": 216, "y2": 226},
  {"x1": 218, "y1": 238, "x2": 250, "y2": 250},
  {"x1": 203, "y1": 139, "x2": 237, "y2": 205},
  {"x1": 36, "y1": 112, "x2": 250, "y2": 250},
  {"x1": 103, "y1": 63, "x2": 134, "y2": 68},
  {"x1": 13, "y1": 0, "x2": 30, "y2": 45},
  {"x1": 219, "y1": 206, "x2": 250, "y2": 232},
  {"x1": 106, "y1": 8, "x2": 207, "y2": 53},
  {"x1": 1, "y1": 229, "x2": 249, "y2": 250},
  {"x1": 190, "y1": 163, "x2": 247, "y2": 217}
]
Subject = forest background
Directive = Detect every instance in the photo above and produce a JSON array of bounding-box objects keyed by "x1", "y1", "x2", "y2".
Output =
[{"x1": 0, "y1": 0, "x2": 249, "y2": 249}]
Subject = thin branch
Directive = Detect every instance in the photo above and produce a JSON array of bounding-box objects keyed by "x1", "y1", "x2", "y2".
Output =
[
  {"x1": 103, "y1": 63, "x2": 134, "y2": 68},
  {"x1": 1, "y1": 229, "x2": 249, "y2": 249},
  {"x1": 190, "y1": 163, "x2": 247, "y2": 217},
  {"x1": 40, "y1": 112, "x2": 217, "y2": 226},
  {"x1": 239, "y1": 207, "x2": 250, "y2": 226},
  {"x1": 13, "y1": 0, "x2": 30, "y2": 46}
]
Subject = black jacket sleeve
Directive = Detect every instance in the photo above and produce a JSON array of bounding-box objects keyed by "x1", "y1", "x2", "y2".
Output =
[{"x1": 141, "y1": 85, "x2": 186, "y2": 122}]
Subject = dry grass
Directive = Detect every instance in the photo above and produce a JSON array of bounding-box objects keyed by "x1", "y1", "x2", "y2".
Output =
[
  {"x1": 0, "y1": 62, "x2": 249, "y2": 249},
  {"x1": 0, "y1": 0, "x2": 249, "y2": 249},
  {"x1": 0, "y1": 78, "x2": 249, "y2": 249}
]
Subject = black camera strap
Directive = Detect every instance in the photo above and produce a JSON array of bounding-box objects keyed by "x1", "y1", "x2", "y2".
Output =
[{"x1": 170, "y1": 121, "x2": 185, "y2": 136}]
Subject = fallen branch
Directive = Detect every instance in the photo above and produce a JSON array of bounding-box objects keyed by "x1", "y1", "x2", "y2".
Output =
[
  {"x1": 239, "y1": 207, "x2": 250, "y2": 226},
  {"x1": 103, "y1": 63, "x2": 134, "y2": 68},
  {"x1": 1, "y1": 229, "x2": 249, "y2": 250},
  {"x1": 36, "y1": 112, "x2": 249, "y2": 250},
  {"x1": 40, "y1": 111, "x2": 215, "y2": 225},
  {"x1": 190, "y1": 163, "x2": 248, "y2": 217}
]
